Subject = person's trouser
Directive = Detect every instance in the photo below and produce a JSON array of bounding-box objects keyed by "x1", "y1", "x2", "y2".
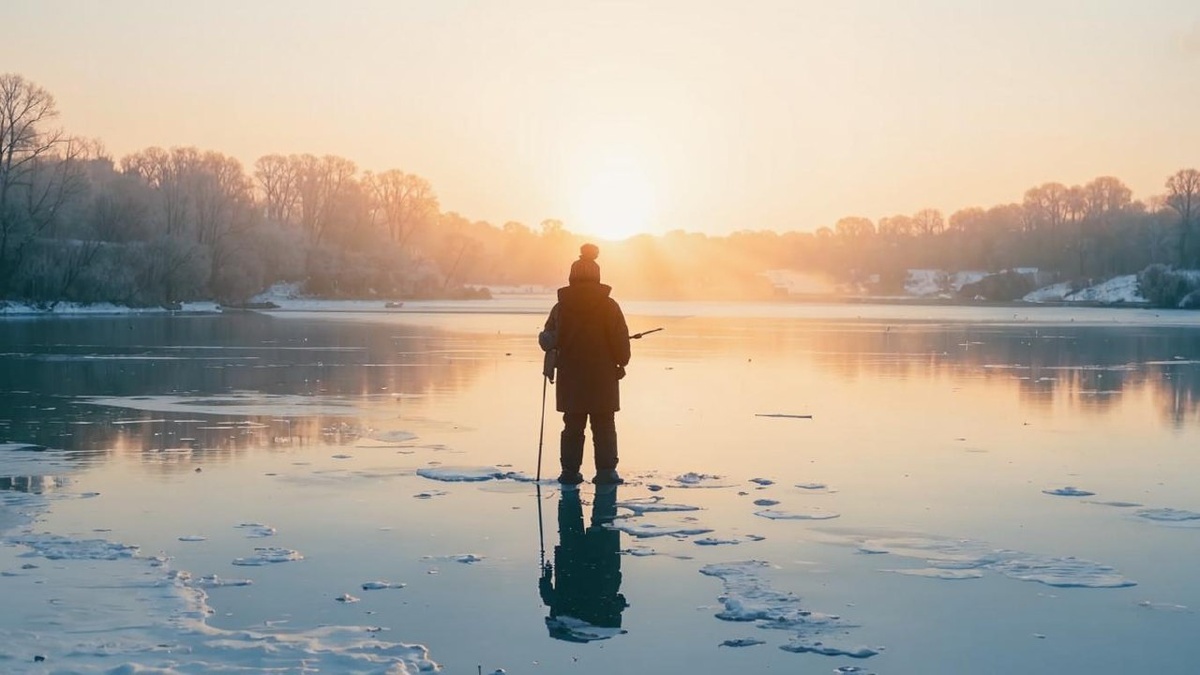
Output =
[{"x1": 560, "y1": 412, "x2": 618, "y2": 474}]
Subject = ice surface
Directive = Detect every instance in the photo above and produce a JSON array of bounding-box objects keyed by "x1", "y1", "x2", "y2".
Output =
[
  {"x1": 82, "y1": 393, "x2": 362, "y2": 417},
  {"x1": 416, "y1": 466, "x2": 525, "y2": 483},
  {"x1": 0, "y1": 527, "x2": 438, "y2": 672},
  {"x1": 1137, "y1": 601, "x2": 1190, "y2": 612},
  {"x1": 755, "y1": 509, "x2": 840, "y2": 521},
  {"x1": 780, "y1": 639, "x2": 879, "y2": 658},
  {"x1": 883, "y1": 567, "x2": 985, "y2": 580},
  {"x1": 231, "y1": 547, "x2": 304, "y2": 566},
  {"x1": 423, "y1": 553, "x2": 485, "y2": 564},
  {"x1": 236, "y1": 523, "x2": 277, "y2": 538},
  {"x1": 365, "y1": 430, "x2": 419, "y2": 444},
  {"x1": 1043, "y1": 487, "x2": 1096, "y2": 497},
  {"x1": 849, "y1": 534, "x2": 1135, "y2": 588},
  {"x1": 413, "y1": 490, "x2": 449, "y2": 499},
  {"x1": 8, "y1": 533, "x2": 139, "y2": 560},
  {"x1": 720, "y1": 638, "x2": 766, "y2": 647},
  {"x1": 362, "y1": 581, "x2": 406, "y2": 590}
]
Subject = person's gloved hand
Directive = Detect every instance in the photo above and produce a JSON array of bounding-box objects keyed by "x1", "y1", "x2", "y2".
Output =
[{"x1": 616, "y1": 365, "x2": 626, "y2": 380}]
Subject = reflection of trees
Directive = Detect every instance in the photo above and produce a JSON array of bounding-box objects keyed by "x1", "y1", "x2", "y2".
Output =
[
  {"x1": 0, "y1": 475, "x2": 68, "y2": 493},
  {"x1": 640, "y1": 318, "x2": 1200, "y2": 424},
  {"x1": 0, "y1": 315, "x2": 496, "y2": 469}
]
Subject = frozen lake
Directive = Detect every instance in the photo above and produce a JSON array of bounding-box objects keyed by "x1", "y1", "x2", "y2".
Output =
[{"x1": 2, "y1": 300, "x2": 1199, "y2": 674}]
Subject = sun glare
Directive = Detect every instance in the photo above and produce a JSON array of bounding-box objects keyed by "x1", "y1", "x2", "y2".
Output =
[{"x1": 573, "y1": 157, "x2": 656, "y2": 241}]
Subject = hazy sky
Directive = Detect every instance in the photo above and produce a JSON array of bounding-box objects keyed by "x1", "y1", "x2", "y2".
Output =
[{"x1": 4, "y1": 1, "x2": 1199, "y2": 237}]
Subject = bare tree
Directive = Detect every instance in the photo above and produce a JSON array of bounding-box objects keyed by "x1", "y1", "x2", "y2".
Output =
[
  {"x1": 254, "y1": 154, "x2": 299, "y2": 224},
  {"x1": 365, "y1": 169, "x2": 438, "y2": 249},
  {"x1": 0, "y1": 74, "x2": 90, "y2": 294},
  {"x1": 912, "y1": 208, "x2": 944, "y2": 237},
  {"x1": 1166, "y1": 168, "x2": 1200, "y2": 266},
  {"x1": 294, "y1": 154, "x2": 357, "y2": 244},
  {"x1": 834, "y1": 216, "x2": 874, "y2": 239}
]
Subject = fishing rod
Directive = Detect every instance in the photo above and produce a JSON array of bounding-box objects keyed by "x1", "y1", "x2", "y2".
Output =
[{"x1": 631, "y1": 327, "x2": 663, "y2": 339}]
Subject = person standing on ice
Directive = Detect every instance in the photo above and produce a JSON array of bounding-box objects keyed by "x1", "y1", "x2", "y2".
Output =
[{"x1": 539, "y1": 243, "x2": 631, "y2": 486}]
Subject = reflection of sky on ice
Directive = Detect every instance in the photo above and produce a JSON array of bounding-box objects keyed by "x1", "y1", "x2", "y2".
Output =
[{"x1": 2, "y1": 306, "x2": 1200, "y2": 673}]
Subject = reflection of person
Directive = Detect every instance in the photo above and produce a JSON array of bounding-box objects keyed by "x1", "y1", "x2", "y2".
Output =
[
  {"x1": 538, "y1": 243, "x2": 631, "y2": 486},
  {"x1": 539, "y1": 487, "x2": 628, "y2": 642}
]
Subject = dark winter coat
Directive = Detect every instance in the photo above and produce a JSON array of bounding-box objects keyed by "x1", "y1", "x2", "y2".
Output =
[{"x1": 541, "y1": 282, "x2": 631, "y2": 414}]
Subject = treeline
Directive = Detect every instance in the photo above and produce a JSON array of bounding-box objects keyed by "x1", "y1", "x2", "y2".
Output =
[{"x1": 2, "y1": 73, "x2": 1199, "y2": 308}]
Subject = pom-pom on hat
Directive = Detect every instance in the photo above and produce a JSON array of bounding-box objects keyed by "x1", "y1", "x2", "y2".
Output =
[{"x1": 569, "y1": 243, "x2": 601, "y2": 283}]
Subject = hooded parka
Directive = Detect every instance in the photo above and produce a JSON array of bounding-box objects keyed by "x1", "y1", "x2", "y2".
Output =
[{"x1": 543, "y1": 282, "x2": 631, "y2": 414}]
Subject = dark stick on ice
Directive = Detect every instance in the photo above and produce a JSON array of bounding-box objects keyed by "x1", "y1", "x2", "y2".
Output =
[
  {"x1": 536, "y1": 374, "x2": 548, "y2": 482},
  {"x1": 631, "y1": 327, "x2": 663, "y2": 339},
  {"x1": 754, "y1": 413, "x2": 814, "y2": 419}
]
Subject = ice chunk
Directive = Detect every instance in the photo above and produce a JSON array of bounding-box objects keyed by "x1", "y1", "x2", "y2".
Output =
[
  {"x1": 720, "y1": 638, "x2": 765, "y2": 647},
  {"x1": 361, "y1": 581, "x2": 406, "y2": 590},
  {"x1": 604, "y1": 522, "x2": 713, "y2": 539},
  {"x1": 236, "y1": 523, "x2": 277, "y2": 538},
  {"x1": 616, "y1": 497, "x2": 701, "y2": 516},
  {"x1": 231, "y1": 547, "x2": 304, "y2": 566},
  {"x1": 9, "y1": 533, "x2": 138, "y2": 560},
  {"x1": 1135, "y1": 508, "x2": 1200, "y2": 523}
]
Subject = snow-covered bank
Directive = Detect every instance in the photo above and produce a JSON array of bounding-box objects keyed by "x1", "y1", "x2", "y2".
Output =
[
  {"x1": 1022, "y1": 275, "x2": 1147, "y2": 305},
  {"x1": 0, "y1": 301, "x2": 220, "y2": 316}
]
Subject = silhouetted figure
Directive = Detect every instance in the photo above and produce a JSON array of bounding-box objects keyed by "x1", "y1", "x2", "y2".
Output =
[
  {"x1": 539, "y1": 487, "x2": 628, "y2": 642},
  {"x1": 539, "y1": 244, "x2": 631, "y2": 485}
]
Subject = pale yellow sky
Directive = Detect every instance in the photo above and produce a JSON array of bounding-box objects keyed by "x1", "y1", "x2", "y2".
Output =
[{"x1": 4, "y1": 1, "x2": 1199, "y2": 237}]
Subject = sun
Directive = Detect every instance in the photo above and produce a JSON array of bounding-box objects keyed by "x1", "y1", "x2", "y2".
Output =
[{"x1": 573, "y1": 157, "x2": 657, "y2": 241}]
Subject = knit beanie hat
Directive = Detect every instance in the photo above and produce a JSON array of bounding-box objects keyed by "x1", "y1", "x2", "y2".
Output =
[{"x1": 568, "y1": 243, "x2": 601, "y2": 284}]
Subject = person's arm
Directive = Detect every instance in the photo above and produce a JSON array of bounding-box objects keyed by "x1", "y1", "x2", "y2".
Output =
[
  {"x1": 539, "y1": 304, "x2": 560, "y2": 352},
  {"x1": 608, "y1": 301, "x2": 631, "y2": 367}
]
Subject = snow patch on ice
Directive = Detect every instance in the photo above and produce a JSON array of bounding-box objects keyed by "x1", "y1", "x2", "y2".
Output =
[
  {"x1": 616, "y1": 496, "x2": 701, "y2": 516},
  {"x1": 9, "y1": 533, "x2": 139, "y2": 560},
  {"x1": 545, "y1": 615, "x2": 627, "y2": 642},
  {"x1": 604, "y1": 522, "x2": 714, "y2": 539},
  {"x1": 416, "y1": 466, "x2": 528, "y2": 483},
  {"x1": 672, "y1": 472, "x2": 731, "y2": 488},
  {"x1": 883, "y1": 567, "x2": 985, "y2": 580},
  {"x1": 194, "y1": 575, "x2": 253, "y2": 588},
  {"x1": 423, "y1": 553, "x2": 485, "y2": 564},
  {"x1": 361, "y1": 581, "x2": 406, "y2": 591},
  {"x1": 755, "y1": 509, "x2": 840, "y2": 521},
  {"x1": 231, "y1": 547, "x2": 304, "y2": 566},
  {"x1": 1134, "y1": 508, "x2": 1200, "y2": 524},
  {"x1": 848, "y1": 533, "x2": 1134, "y2": 588},
  {"x1": 700, "y1": 561, "x2": 871, "y2": 656}
]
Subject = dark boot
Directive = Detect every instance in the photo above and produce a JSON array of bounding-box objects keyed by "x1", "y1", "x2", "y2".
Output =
[
  {"x1": 591, "y1": 413, "x2": 621, "y2": 484},
  {"x1": 559, "y1": 413, "x2": 586, "y2": 485}
]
